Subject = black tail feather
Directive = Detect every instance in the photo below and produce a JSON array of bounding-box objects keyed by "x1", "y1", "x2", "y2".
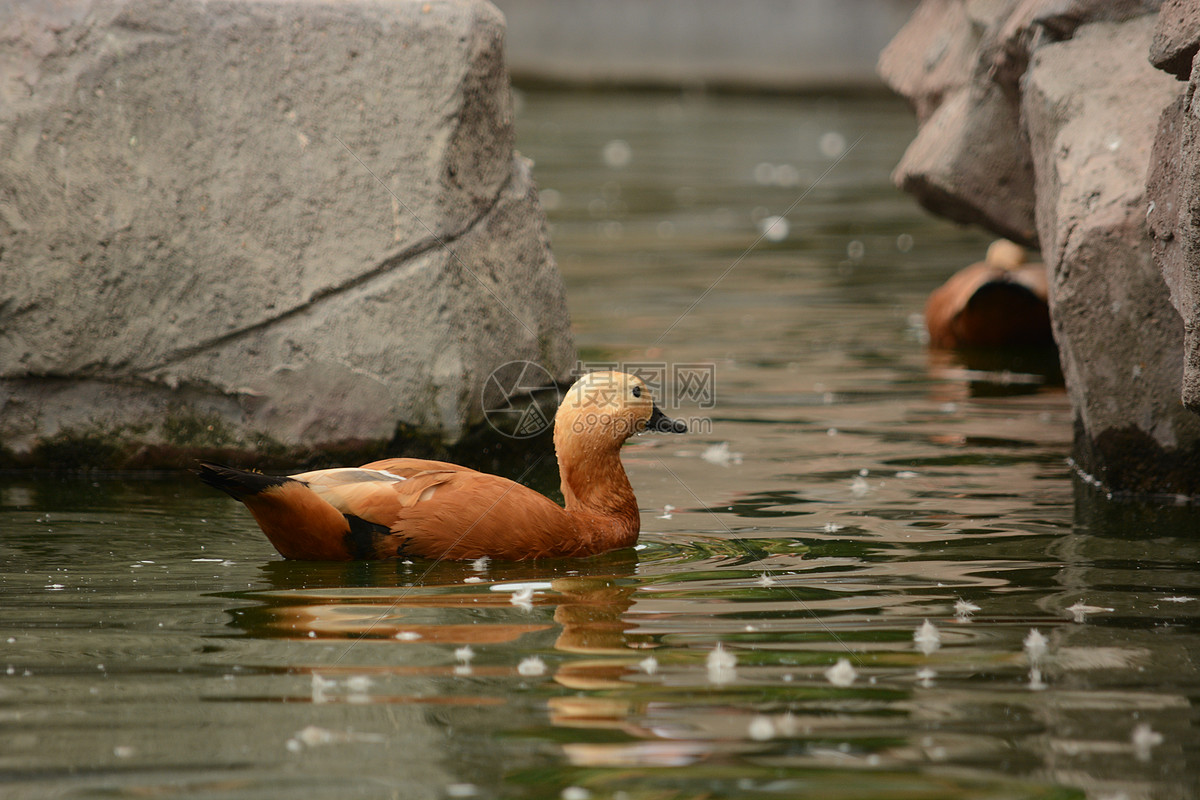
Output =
[{"x1": 194, "y1": 462, "x2": 292, "y2": 500}]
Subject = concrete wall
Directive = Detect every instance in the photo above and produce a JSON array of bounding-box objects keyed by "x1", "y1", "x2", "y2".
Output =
[{"x1": 494, "y1": 0, "x2": 920, "y2": 91}]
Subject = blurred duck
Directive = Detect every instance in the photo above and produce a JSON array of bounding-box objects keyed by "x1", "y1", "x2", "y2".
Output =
[
  {"x1": 197, "y1": 371, "x2": 687, "y2": 561},
  {"x1": 924, "y1": 240, "x2": 1054, "y2": 350}
]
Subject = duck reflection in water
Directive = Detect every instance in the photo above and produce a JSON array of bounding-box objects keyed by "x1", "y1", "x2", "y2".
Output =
[{"x1": 223, "y1": 552, "x2": 649, "y2": 677}]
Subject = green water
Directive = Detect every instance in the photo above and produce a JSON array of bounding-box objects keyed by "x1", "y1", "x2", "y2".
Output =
[{"x1": 2, "y1": 90, "x2": 1198, "y2": 799}]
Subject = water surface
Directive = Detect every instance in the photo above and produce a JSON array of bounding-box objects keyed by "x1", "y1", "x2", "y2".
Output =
[{"x1": 2, "y1": 90, "x2": 1198, "y2": 799}]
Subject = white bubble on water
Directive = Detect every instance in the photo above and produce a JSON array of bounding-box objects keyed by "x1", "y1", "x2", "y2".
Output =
[
  {"x1": 602, "y1": 139, "x2": 632, "y2": 168},
  {"x1": 747, "y1": 716, "x2": 776, "y2": 741},
  {"x1": 825, "y1": 658, "x2": 857, "y2": 687},
  {"x1": 517, "y1": 656, "x2": 546, "y2": 676},
  {"x1": 759, "y1": 215, "x2": 789, "y2": 242},
  {"x1": 775, "y1": 163, "x2": 800, "y2": 186},
  {"x1": 1065, "y1": 600, "x2": 1114, "y2": 623},
  {"x1": 539, "y1": 188, "x2": 561, "y2": 211},
  {"x1": 1132, "y1": 723, "x2": 1163, "y2": 761},
  {"x1": 344, "y1": 675, "x2": 372, "y2": 693},
  {"x1": 702, "y1": 442, "x2": 743, "y2": 467},
  {"x1": 601, "y1": 220, "x2": 624, "y2": 240},
  {"x1": 819, "y1": 131, "x2": 847, "y2": 159},
  {"x1": 707, "y1": 643, "x2": 738, "y2": 685},
  {"x1": 954, "y1": 598, "x2": 981, "y2": 620},
  {"x1": 510, "y1": 589, "x2": 535, "y2": 611},
  {"x1": 1024, "y1": 629, "x2": 1048, "y2": 663},
  {"x1": 914, "y1": 620, "x2": 941, "y2": 655},
  {"x1": 896, "y1": 233, "x2": 914, "y2": 252}
]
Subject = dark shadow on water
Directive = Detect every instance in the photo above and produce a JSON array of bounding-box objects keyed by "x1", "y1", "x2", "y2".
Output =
[{"x1": 1073, "y1": 473, "x2": 1200, "y2": 542}]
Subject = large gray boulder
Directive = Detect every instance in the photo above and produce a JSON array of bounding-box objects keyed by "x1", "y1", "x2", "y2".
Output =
[
  {"x1": 1023, "y1": 17, "x2": 1198, "y2": 494},
  {"x1": 878, "y1": 0, "x2": 1038, "y2": 247},
  {"x1": 1147, "y1": 11, "x2": 1200, "y2": 419},
  {"x1": 1150, "y1": 0, "x2": 1200, "y2": 79},
  {"x1": 0, "y1": 0, "x2": 575, "y2": 466}
]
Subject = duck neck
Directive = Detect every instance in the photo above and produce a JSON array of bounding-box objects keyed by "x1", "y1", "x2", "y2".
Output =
[{"x1": 555, "y1": 437, "x2": 641, "y2": 546}]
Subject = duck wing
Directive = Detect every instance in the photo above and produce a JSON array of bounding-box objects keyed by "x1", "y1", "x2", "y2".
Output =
[
  {"x1": 357, "y1": 457, "x2": 481, "y2": 478},
  {"x1": 201, "y1": 462, "x2": 594, "y2": 561},
  {"x1": 291, "y1": 465, "x2": 583, "y2": 560}
]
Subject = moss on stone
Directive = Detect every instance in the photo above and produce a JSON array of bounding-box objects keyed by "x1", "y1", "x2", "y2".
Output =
[{"x1": 161, "y1": 410, "x2": 237, "y2": 449}]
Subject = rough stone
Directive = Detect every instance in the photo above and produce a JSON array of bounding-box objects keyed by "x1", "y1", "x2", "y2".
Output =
[
  {"x1": 1150, "y1": 0, "x2": 1200, "y2": 79},
  {"x1": 1023, "y1": 17, "x2": 1198, "y2": 494},
  {"x1": 0, "y1": 0, "x2": 575, "y2": 465},
  {"x1": 883, "y1": 1, "x2": 1200, "y2": 495},
  {"x1": 879, "y1": 0, "x2": 1039, "y2": 247},
  {"x1": 889, "y1": 80, "x2": 1039, "y2": 246},
  {"x1": 880, "y1": 0, "x2": 1166, "y2": 251},
  {"x1": 859, "y1": 0, "x2": 981, "y2": 122},
  {"x1": 1148, "y1": 49, "x2": 1200, "y2": 417}
]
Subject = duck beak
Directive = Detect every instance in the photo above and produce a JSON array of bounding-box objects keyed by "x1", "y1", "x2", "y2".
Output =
[{"x1": 646, "y1": 403, "x2": 688, "y2": 433}]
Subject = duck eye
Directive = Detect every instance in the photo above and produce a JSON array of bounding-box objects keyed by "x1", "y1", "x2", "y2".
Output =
[{"x1": 632, "y1": 385, "x2": 642, "y2": 398}]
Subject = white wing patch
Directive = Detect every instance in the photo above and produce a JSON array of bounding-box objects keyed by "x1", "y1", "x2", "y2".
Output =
[{"x1": 291, "y1": 468, "x2": 408, "y2": 486}]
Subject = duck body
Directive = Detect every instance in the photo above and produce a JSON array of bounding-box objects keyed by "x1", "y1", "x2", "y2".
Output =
[
  {"x1": 197, "y1": 372, "x2": 686, "y2": 561},
  {"x1": 924, "y1": 240, "x2": 1054, "y2": 350}
]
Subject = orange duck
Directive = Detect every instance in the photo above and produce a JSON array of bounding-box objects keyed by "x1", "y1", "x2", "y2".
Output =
[
  {"x1": 924, "y1": 239, "x2": 1054, "y2": 350},
  {"x1": 197, "y1": 371, "x2": 687, "y2": 561}
]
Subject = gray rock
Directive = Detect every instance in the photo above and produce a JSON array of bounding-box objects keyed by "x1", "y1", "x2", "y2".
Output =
[
  {"x1": 1147, "y1": 50, "x2": 1200, "y2": 422},
  {"x1": 0, "y1": 0, "x2": 575, "y2": 465},
  {"x1": 1146, "y1": 94, "x2": 1195, "y2": 407},
  {"x1": 889, "y1": 81, "x2": 1039, "y2": 247},
  {"x1": 1150, "y1": 0, "x2": 1200, "y2": 79},
  {"x1": 1022, "y1": 17, "x2": 1199, "y2": 494},
  {"x1": 879, "y1": 0, "x2": 1039, "y2": 247},
  {"x1": 879, "y1": 0, "x2": 1166, "y2": 251}
]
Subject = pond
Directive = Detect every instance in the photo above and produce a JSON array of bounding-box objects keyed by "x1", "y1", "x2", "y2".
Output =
[{"x1": 3, "y1": 88, "x2": 1199, "y2": 799}]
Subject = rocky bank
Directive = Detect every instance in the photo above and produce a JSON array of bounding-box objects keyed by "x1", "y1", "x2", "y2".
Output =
[{"x1": 882, "y1": 0, "x2": 1200, "y2": 496}]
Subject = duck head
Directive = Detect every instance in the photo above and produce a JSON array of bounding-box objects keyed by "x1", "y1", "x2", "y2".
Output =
[{"x1": 554, "y1": 370, "x2": 687, "y2": 449}]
